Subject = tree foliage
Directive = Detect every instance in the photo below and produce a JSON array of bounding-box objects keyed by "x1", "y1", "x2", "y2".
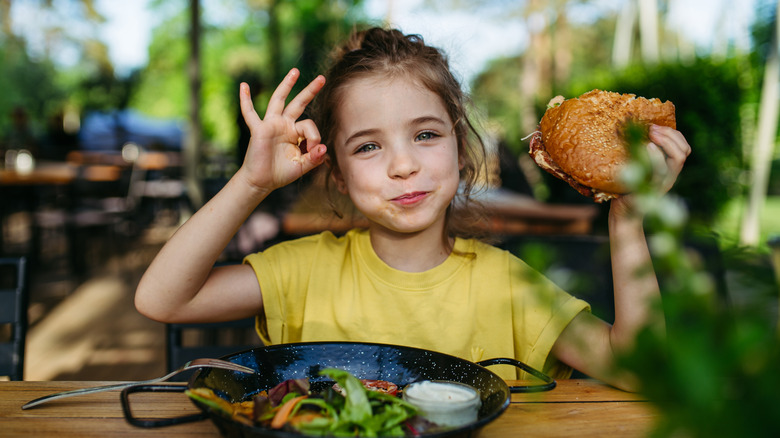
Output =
[
  {"x1": 0, "y1": 40, "x2": 63, "y2": 136},
  {"x1": 0, "y1": 0, "x2": 110, "y2": 139},
  {"x1": 128, "y1": 0, "x2": 367, "y2": 155}
]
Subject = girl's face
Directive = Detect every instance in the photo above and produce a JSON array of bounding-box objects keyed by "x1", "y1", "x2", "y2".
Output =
[{"x1": 332, "y1": 76, "x2": 461, "y2": 238}]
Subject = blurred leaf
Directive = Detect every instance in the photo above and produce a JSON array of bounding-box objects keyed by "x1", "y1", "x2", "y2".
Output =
[{"x1": 617, "y1": 124, "x2": 780, "y2": 438}]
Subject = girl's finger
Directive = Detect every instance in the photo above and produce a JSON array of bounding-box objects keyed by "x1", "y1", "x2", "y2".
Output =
[
  {"x1": 649, "y1": 125, "x2": 691, "y2": 160},
  {"x1": 265, "y1": 68, "x2": 301, "y2": 116},
  {"x1": 284, "y1": 75, "x2": 326, "y2": 120},
  {"x1": 295, "y1": 119, "x2": 322, "y2": 152},
  {"x1": 646, "y1": 126, "x2": 692, "y2": 194},
  {"x1": 239, "y1": 82, "x2": 262, "y2": 129},
  {"x1": 299, "y1": 143, "x2": 328, "y2": 173},
  {"x1": 646, "y1": 142, "x2": 667, "y2": 173}
]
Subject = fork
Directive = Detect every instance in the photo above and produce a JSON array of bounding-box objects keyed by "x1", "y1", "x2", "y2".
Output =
[{"x1": 21, "y1": 358, "x2": 256, "y2": 410}]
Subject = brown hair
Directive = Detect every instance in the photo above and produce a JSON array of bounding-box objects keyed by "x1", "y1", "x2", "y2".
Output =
[{"x1": 310, "y1": 27, "x2": 490, "y2": 243}]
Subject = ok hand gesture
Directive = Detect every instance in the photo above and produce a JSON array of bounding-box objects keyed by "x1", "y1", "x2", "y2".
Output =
[{"x1": 236, "y1": 68, "x2": 327, "y2": 196}]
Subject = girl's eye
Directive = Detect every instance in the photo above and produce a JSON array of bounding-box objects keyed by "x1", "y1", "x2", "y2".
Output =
[
  {"x1": 416, "y1": 131, "x2": 439, "y2": 142},
  {"x1": 356, "y1": 143, "x2": 379, "y2": 154}
]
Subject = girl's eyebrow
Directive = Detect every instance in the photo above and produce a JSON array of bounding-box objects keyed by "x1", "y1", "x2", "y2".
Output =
[
  {"x1": 343, "y1": 128, "x2": 380, "y2": 146},
  {"x1": 410, "y1": 116, "x2": 448, "y2": 128},
  {"x1": 342, "y1": 115, "x2": 449, "y2": 146}
]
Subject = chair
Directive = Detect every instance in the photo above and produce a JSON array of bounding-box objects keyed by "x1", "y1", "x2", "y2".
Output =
[
  {"x1": 134, "y1": 150, "x2": 187, "y2": 226},
  {"x1": 500, "y1": 233, "x2": 729, "y2": 322},
  {"x1": 166, "y1": 317, "x2": 258, "y2": 374},
  {"x1": 33, "y1": 144, "x2": 149, "y2": 275},
  {"x1": 0, "y1": 257, "x2": 28, "y2": 380},
  {"x1": 500, "y1": 234, "x2": 615, "y2": 320}
]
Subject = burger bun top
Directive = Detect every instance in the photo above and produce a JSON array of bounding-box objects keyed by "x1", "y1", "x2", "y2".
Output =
[{"x1": 538, "y1": 89, "x2": 676, "y2": 196}]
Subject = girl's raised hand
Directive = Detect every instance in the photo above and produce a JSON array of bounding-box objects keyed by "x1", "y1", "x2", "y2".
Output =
[
  {"x1": 237, "y1": 68, "x2": 327, "y2": 195},
  {"x1": 612, "y1": 124, "x2": 691, "y2": 216},
  {"x1": 645, "y1": 124, "x2": 691, "y2": 195}
]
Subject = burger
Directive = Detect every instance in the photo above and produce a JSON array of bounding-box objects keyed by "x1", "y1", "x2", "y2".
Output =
[{"x1": 528, "y1": 89, "x2": 676, "y2": 203}]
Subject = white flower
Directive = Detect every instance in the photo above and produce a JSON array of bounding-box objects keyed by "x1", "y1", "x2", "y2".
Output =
[
  {"x1": 656, "y1": 196, "x2": 688, "y2": 228},
  {"x1": 649, "y1": 232, "x2": 677, "y2": 256},
  {"x1": 619, "y1": 162, "x2": 646, "y2": 189}
]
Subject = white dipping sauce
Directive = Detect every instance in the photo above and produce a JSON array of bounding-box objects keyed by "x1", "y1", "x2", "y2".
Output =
[
  {"x1": 403, "y1": 381, "x2": 481, "y2": 428},
  {"x1": 404, "y1": 380, "x2": 476, "y2": 402}
]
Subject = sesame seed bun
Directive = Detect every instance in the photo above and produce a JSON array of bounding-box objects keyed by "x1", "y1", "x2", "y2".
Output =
[{"x1": 529, "y1": 89, "x2": 676, "y2": 202}]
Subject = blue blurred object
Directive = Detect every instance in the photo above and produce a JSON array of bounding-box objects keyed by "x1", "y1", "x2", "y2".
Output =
[{"x1": 79, "y1": 110, "x2": 183, "y2": 151}]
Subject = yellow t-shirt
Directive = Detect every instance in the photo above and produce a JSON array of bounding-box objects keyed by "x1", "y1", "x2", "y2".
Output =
[{"x1": 244, "y1": 229, "x2": 590, "y2": 380}]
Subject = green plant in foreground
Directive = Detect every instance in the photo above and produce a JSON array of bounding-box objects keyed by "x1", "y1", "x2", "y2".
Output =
[{"x1": 618, "y1": 123, "x2": 780, "y2": 438}]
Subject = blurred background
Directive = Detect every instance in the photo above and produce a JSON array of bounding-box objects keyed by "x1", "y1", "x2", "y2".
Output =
[{"x1": 1, "y1": 0, "x2": 779, "y2": 397}]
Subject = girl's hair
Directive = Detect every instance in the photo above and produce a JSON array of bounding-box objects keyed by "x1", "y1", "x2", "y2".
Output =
[{"x1": 310, "y1": 27, "x2": 490, "y2": 243}]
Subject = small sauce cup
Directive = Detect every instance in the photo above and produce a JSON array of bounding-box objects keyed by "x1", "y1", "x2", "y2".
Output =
[{"x1": 402, "y1": 380, "x2": 481, "y2": 428}]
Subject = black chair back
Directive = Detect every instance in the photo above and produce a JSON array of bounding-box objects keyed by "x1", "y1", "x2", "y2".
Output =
[
  {"x1": 166, "y1": 317, "x2": 258, "y2": 374},
  {"x1": 0, "y1": 257, "x2": 28, "y2": 380},
  {"x1": 500, "y1": 235, "x2": 615, "y2": 320}
]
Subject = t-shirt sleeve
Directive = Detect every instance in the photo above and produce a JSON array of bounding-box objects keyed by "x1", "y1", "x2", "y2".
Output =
[
  {"x1": 509, "y1": 256, "x2": 591, "y2": 379},
  {"x1": 243, "y1": 233, "x2": 326, "y2": 345},
  {"x1": 244, "y1": 245, "x2": 285, "y2": 345}
]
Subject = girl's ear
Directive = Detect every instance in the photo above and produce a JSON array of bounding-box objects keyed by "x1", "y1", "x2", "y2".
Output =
[{"x1": 326, "y1": 156, "x2": 349, "y2": 194}]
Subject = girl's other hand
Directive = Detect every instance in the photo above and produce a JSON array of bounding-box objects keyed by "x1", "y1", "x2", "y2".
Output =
[
  {"x1": 237, "y1": 68, "x2": 327, "y2": 196},
  {"x1": 646, "y1": 124, "x2": 691, "y2": 195},
  {"x1": 612, "y1": 124, "x2": 691, "y2": 217}
]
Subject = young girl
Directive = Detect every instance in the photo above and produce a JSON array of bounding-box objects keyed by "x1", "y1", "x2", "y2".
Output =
[{"x1": 135, "y1": 27, "x2": 691, "y2": 391}]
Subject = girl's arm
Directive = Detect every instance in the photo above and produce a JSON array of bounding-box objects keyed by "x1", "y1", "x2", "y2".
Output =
[
  {"x1": 551, "y1": 125, "x2": 691, "y2": 391},
  {"x1": 134, "y1": 69, "x2": 327, "y2": 324}
]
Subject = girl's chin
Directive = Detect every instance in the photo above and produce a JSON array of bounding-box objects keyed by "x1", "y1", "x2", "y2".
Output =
[{"x1": 368, "y1": 216, "x2": 445, "y2": 236}]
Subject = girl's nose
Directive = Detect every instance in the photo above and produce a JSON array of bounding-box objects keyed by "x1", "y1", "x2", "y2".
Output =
[{"x1": 387, "y1": 145, "x2": 420, "y2": 179}]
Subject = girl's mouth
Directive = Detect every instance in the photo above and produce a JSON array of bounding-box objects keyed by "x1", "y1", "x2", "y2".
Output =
[{"x1": 392, "y1": 191, "x2": 428, "y2": 205}]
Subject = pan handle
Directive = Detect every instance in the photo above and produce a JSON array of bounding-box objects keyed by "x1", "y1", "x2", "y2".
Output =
[
  {"x1": 120, "y1": 384, "x2": 208, "y2": 427},
  {"x1": 477, "y1": 358, "x2": 557, "y2": 393}
]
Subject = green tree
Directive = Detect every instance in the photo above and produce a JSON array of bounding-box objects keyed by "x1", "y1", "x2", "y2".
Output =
[
  {"x1": 0, "y1": 0, "x2": 110, "y2": 138},
  {"x1": 129, "y1": 0, "x2": 366, "y2": 159},
  {"x1": 0, "y1": 40, "x2": 62, "y2": 137}
]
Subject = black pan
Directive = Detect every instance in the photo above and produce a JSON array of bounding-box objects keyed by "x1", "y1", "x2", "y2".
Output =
[{"x1": 121, "y1": 341, "x2": 555, "y2": 437}]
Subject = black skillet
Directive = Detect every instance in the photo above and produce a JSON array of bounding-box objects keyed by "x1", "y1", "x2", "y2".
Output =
[{"x1": 121, "y1": 341, "x2": 556, "y2": 437}]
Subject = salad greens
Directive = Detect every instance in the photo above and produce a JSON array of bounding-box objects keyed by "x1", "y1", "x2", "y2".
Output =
[
  {"x1": 292, "y1": 368, "x2": 418, "y2": 436},
  {"x1": 186, "y1": 368, "x2": 421, "y2": 436}
]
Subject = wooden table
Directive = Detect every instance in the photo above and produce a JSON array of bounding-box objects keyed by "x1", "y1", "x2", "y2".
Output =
[
  {"x1": 474, "y1": 188, "x2": 599, "y2": 235},
  {"x1": 0, "y1": 379, "x2": 657, "y2": 437},
  {"x1": 0, "y1": 163, "x2": 77, "y2": 186},
  {"x1": 1, "y1": 163, "x2": 77, "y2": 254}
]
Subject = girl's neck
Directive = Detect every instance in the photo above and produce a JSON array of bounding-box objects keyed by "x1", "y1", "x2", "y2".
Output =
[{"x1": 368, "y1": 224, "x2": 453, "y2": 273}]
